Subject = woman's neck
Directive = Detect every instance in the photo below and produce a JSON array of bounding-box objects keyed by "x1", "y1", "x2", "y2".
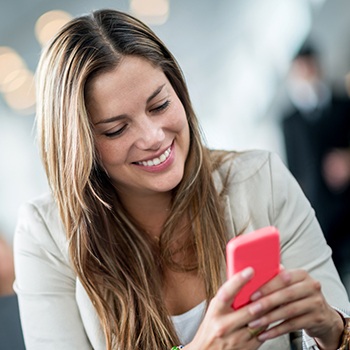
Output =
[{"x1": 117, "y1": 191, "x2": 172, "y2": 239}]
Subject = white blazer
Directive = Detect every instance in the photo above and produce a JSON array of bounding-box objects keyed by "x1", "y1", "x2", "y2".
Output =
[{"x1": 14, "y1": 150, "x2": 350, "y2": 349}]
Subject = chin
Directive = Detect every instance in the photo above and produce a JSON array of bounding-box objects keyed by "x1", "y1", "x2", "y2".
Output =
[{"x1": 152, "y1": 173, "x2": 184, "y2": 193}]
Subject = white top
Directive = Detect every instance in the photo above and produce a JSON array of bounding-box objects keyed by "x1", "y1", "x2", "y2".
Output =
[{"x1": 171, "y1": 301, "x2": 206, "y2": 345}]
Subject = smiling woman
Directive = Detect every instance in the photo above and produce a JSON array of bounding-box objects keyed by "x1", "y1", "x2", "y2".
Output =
[{"x1": 13, "y1": 8, "x2": 350, "y2": 350}]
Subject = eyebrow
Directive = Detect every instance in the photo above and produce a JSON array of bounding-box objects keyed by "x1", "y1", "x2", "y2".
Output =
[{"x1": 94, "y1": 84, "x2": 166, "y2": 126}]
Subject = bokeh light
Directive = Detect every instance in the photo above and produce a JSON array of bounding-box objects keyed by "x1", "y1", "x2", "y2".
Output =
[
  {"x1": 130, "y1": 0, "x2": 169, "y2": 25},
  {"x1": 0, "y1": 46, "x2": 35, "y2": 114},
  {"x1": 35, "y1": 10, "x2": 72, "y2": 46}
]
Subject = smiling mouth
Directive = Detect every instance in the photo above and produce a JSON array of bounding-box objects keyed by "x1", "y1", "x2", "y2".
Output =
[{"x1": 135, "y1": 146, "x2": 171, "y2": 166}]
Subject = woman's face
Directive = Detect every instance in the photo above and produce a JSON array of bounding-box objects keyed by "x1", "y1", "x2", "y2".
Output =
[{"x1": 87, "y1": 56, "x2": 190, "y2": 199}]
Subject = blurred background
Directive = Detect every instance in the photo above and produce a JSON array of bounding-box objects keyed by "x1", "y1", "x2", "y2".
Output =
[{"x1": 1, "y1": 0, "x2": 350, "y2": 293}]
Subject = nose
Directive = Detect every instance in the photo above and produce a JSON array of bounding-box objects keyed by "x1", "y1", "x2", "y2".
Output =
[{"x1": 134, "y1": 116, "x2": 165, "y2": 150}]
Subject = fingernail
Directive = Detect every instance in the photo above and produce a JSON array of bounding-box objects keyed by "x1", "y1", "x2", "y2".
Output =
[
  {"x1": 250, "y1": 291, "x2": 262, "y2": 301},
  {"x1": 248, "y1": 303, "x2": 262, "y2": 315},
  {"x1": 241, "y1": 267, "x2": 254, "y2": 279},
  {"x1": 248, "y1": 319, "x2": 261, "y2": 328},
  {"x1": 258, "y1": 332, "x2": 269, "y2": 341}
]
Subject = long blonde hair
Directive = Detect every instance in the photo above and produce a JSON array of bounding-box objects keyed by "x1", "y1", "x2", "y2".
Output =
[{"x1": 36, "y1": 9, "x2": 229, "y2": 349}]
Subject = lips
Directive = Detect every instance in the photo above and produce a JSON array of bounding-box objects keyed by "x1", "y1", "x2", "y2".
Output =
[{"x1": 134, "y1": 146, "x2": 171, "y2": 167}]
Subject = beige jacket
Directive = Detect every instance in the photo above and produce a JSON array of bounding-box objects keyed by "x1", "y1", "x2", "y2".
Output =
[{"x1": 14, "y1": 150, "x2": 350, "y2": 349}]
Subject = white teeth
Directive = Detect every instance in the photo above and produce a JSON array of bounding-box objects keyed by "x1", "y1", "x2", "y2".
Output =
[
  {"x1": 159, "y1": 154, "x2": 166, "y2": 162},
  {"x1": 137, "y1": 147, "x2": 171, "y2": 166}
]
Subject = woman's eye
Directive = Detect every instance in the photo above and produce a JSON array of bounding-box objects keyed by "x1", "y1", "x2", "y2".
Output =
[
  {"x1": 104, "y1": 125, "x2": 127, "y2": 138},
  {"x1": 152, "y1": 100, "x2": 170, "y2": 113}
]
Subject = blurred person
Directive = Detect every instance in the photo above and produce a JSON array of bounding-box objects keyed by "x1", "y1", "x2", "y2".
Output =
[
  {"x1": 0, "y1": 235, "x2": 15, "y2": 296},
  {"x1": 281, "y1": 42, "x2": 350, "y2": 283},
  {"x1": 14, "y1": 9, "x2": 350, "y2": 350}
]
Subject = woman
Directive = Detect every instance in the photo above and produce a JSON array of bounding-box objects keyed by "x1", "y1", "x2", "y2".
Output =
[{"x1": 14, "y1": 9, "x2": 350, "y2": 350}]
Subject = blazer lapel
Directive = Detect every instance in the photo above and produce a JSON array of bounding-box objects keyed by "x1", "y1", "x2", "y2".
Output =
[
  {"x1": 223, "y1": 194, "x2": 237, "y2": 240},
  {"x1": 76, "y1": 279, "x2": 106, "y2": 350}
]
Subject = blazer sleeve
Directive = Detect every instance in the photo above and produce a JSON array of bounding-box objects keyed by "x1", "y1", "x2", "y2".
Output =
[
  {"x1": 268, "y1": 152, "x2": 350, "y2": 314},
  {"x1": 13, "y1": 201, "x2": 93, "y2": 350}
]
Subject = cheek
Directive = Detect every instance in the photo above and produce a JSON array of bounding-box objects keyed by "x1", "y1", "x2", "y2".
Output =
[
  {"x1": 171, "y1": 102, "x2": 188, "y2": 131},
  {"x1": 94, "y1": 139, "x2": 123, "y2": 166}
]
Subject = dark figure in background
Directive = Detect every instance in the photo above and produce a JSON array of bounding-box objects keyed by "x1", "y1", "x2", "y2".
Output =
[{"x1": 282, "y1": 43, "x2": 350, "y2": 283}]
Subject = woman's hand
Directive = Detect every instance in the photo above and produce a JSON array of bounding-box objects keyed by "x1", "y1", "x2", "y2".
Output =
[
  {"x1": 245, "y1": 269, "x2": 344, "y2": 350},
  {"x1": 185, "y1": 267, "x2": 264, "y2": 350}
]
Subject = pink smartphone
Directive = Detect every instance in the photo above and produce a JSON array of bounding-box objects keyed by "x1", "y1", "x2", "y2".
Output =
[{"x1": 226, "y1": 226, "x2": 280, "y2": 310}]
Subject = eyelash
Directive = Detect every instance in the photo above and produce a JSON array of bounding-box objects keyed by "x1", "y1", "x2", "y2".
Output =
[
  {"x1": 104, "y1": 125, "x2": 127, "y2": 138},
  {"x1": 152, "y1": 100, "x2": 170, "y2": 113},
  {"x1": 104, "y1": 100, "x2": 171, "y2": 138}
]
